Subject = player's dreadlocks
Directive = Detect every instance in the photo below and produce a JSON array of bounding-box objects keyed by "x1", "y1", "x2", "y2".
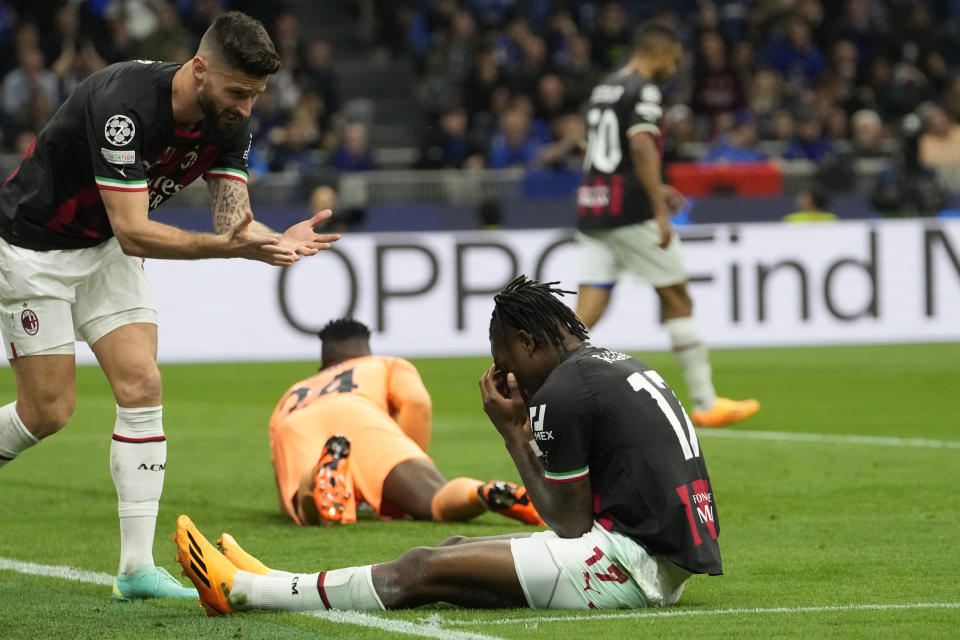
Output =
[
  {"x1": 318, "y1": 318, "x2": 371, "y2": 344},
  {"x1": 489, "y1": 276, "x2": 589, "y2": 348}
]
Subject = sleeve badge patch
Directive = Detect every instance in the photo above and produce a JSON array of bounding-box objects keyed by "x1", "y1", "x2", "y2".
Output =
[
  {"x1": 105, "y1": 114, "x2": 136, "y2": 146},
  {"x1": 101, "y1": 147, "x2": 136, "y2": 165}
]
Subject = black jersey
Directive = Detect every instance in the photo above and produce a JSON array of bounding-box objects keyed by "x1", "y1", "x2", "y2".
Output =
[
  {"x1": 530, "y1": 344, "x2": 722, "y2": 576},
  {"x1": 0, "y1": 61, "x2": 251, "y2": 251},
  {"x1": 577, "y1": 70, "x2": 664, "y2": 231}
]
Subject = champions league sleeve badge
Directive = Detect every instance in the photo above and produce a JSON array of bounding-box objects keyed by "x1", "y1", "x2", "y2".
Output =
[{"x1": 104, "y1": 114, "x2": 136, "y2": 146}]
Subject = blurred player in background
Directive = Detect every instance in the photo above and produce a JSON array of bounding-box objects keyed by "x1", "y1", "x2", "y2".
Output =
[
  {"x1": 575, "y1": 22, "x2": 759, "y2": 428},
  {"x1": 269, "y1": 318, "x2": 543, "y2": 527},
  {"x1": 0, "y1": 12, "x2": 339, "y2": 600},
  {"x1": 174, "y1": 277, "x2": 721, "y2": 614}
]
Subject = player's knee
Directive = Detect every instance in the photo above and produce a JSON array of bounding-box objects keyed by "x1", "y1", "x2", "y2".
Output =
[
  {"x1": 114, "y1": 365, "x2": 162, "y2": 407},
  {"x1": 436, "y1": 535, "x2": 470, "y2": 547},
  {"x1": 390, "y1": 546, "x2": 438, "y2": 589},
  {"x1": 18, "y1": 392, "x2": 75, "y2": 438}
]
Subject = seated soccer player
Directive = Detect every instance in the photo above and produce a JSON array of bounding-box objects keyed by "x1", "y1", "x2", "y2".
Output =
[
  {"x1": 174, "y1": 278, "x2": 722, "y2": 614},
  {"x1": 269, "y1": 318, "x2": 542, "y2": 527}
]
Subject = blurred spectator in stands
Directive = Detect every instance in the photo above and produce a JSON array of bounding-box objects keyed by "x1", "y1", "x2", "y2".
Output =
[
  {"x1": 545, "y1": 6, "x2": 579, "y2": 69},
  {"x1": 508, "y1": 93, "x2": 552, "y2": 145},
  {"x1": 769, "y1": 109, "x2": 796, "y2": 145},
  {"x1": 749, "y1": 68, "x2": 785, "y2": 133},
  {"x1": 417, "y1": 106, "x2": 485, "y2": 170},
  {"x1": 663, "y1": 104, "x2": 699, "y2": 163},
  {"x1": 2, "y1": 48, "x2": 59, "y2": 122},
  {"x1": 0, "y1": 22, "x2": 41, "y2": 78},
  {"x1": 850, "y1": 109, "x2": 888, "y2": 159},
  {"x1": 331, "y1": 121, "x2": 376, "y2": 172},
  {"x1": 47, "y1": 5, "x2": 107, "y2": 97},
  {"x1": 139, "y1": 2, "x2": 194, "y2": 63},
  {"x1": 269, "y1": 111, "x2": 321, "y2": 174},
  {"x1": 272, "y1": 11, "x2": 301, "y2": 55},
  {"x1": 783, "y1": 110, "x2": 834, "y2": 161},
  {"x1": 9, "y1": 89, "x2": 55, "y2": 142},
  {"x1": 505, "y1": 33, "x2": 548, "y2": 94},
  {"x1": 828, "y1": 39, "x2": 860, "y2": 111},
  {"x1": 882, "y1": 63, "x2": 936, "y2": 118},
  {"x1": 941, "y1": 75, "x2": 960, "y2": 123},
  {"x1": 560, "y1": 34, "x2": 597, "y2": 109},
  {"x1": 702, "y1": 111, "x2": 767, "y2": 163},
  {"x1": 179, "y1": 0, "x2": 226, "y2": 40},
  {"x1": 533, "y1": 112, "x2": 585, "y2": 171},
  {"x1": 535, "y1": 74, "x2": 571, "y2": 127},
  {"x1": 272, "y1": 48, "x2": 302, "y2": 113},
  {"x1": 824, "y1": 0, "x2": 889, "y2": 63},
  {"x1": 823, "y1": 107, "x2": 848, "y2": 141},
  {"x1": 463, "y1": 44, "x2": 503, "y2": 123},
  {"x1": 872, "y1": 112, "x2": 946, "y2": 216},
  {"x1": 762, "y1": 16, "x2": 825, "y2": 89},
  {"x1": 590, "y1": 2, "x2": 631, "y2": 69},
  {"x1": 308, "y1": 183, "x2": 363, "y2": 232},
  {"x1": 488, "y1": 108, "x2": 543, "y2": 169},
  {"x1": 297, "y1": 39, "x2": 340, "y2": 130},
  {"x1": 96, "y1": 10, "x2": 139, "y2": 63},
  {"x1": 692, "y1": 30, "x2": 745, "y2": 119},
  {"x1": 421, "y1": 9, "x2": 476, "y2": 111},
  {"x1": 495, "y1": 15, "x2": 533, "y2": 73},
  {"x1": 783, "y1": 185, "x2": 837, "y2": 223},
  {"x1": 917, "y1": 103, "x2": 960, "y2": 171}
]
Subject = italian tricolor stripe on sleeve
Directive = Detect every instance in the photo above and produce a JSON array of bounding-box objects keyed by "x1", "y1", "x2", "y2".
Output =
[
  {"x1": 204, "y1": 167, "x2": 249, "y2": 183},
  {"x1": 544, "y1": 465, "x2": 590, "y2": 483},
  {"x1": 94, "y1": 176, "x2": 149, "y2": 192}
]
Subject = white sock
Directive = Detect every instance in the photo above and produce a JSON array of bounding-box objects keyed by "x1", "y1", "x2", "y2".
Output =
[
  {"x1": 233, "y1": 565, "x2": 385, "y2": 611},
  {"x1": 0, "y1": 402, "x2": 39, "y2": 467},
  {"x1": 665, "y1": 317, "x2": 717, "y2": 413},
  {"x1": 110, "y1": 405, "x2": 165, "y2": 575}
]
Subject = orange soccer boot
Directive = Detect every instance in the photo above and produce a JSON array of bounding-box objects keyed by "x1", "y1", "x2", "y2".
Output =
[
  {"x1": 217, "y1": 532, "x2": 271, "y2": 576},
  {"x1": 690, "y1": 397, "x2": 760, "y2": 428},
  {"x1": 478, "y1": 480, "x2": 545, "y2": 526},
  {"x1": 311, "y1": 434, "x2": 357, "y2": 524},
  {"x1": 173, "y1": 514, "x2": 239, "y2": 616}
]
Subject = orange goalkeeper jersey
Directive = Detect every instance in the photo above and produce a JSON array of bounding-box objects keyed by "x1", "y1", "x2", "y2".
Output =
[{"x1": 268, "y1": 355, "x2": 433, "y2": 522}]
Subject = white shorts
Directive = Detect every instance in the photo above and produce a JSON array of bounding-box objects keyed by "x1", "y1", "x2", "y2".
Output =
[
  {"x1": 510, "y1": 522, "x2": 691, "y2": 609},
  {"x1": 577, "y1": 220, "x2": 687, "y2": 289},
  {"x1": 0, "y1": 237, "x2": 156, "y2": 360}
]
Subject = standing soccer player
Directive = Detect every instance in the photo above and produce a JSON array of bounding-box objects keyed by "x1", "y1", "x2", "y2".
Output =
[
  {"x1": 575, "y1": 22, "x2": 758, "y2": 427},
  {"x1": 173, "y1": 277, "x2": 722, "y2": 614},
  {"x1": 0, "y1": 12, "x2": 339, "y2": 599}
]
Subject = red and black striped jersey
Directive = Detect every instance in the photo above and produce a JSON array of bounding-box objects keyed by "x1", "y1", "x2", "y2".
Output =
[
  {"x1": 529, "y1": 344, "x2": 722, "y2": 576},
  {"x1": 0, "y1": 61, "x2": 251, "y2": 251},
  {"x1": 578, "y1": 70, "x2": 664, "y2": 230}
]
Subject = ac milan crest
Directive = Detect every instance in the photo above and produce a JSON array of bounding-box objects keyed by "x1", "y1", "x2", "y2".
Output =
[{"x1": 21, "y1": 309, "x2": 38, "y2": 335}]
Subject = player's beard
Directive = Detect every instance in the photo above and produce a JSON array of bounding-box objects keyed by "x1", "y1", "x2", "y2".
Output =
[{"x1": 197, "y1": 88, "x2": 247, "y2": 135}]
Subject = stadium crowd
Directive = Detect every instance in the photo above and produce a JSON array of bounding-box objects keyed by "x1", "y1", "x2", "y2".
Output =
[{"x1": 4, "y1": 0, "x2": 960, "y2": 196}]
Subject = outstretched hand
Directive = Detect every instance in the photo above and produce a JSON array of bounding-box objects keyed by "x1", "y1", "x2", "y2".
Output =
[
  {"x1": 228, "y1": 211, "x2": 299, "y2": 266},
  {"x1": 479, "y1": 365, "x2": 532, "y2": 443},
  {"x1": 279, "y1": 209, "x2": 342, "y2": 256}
]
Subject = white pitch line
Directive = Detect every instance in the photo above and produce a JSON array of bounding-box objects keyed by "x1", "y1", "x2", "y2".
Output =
[
  {"x1": 306, "y1": 610, "x2": 504, "y2": 640},
  {"x1": 697, "y1": 428, "x2": 960, "y2": 450},
  {"x1": 0, "y1": 557, "x2": 115, "y2": 586},
  {"x1": 0, "y1": 556, "x2": 504, "y2": 640},
  {"x1": 449, "y1": 601, "x2": 960, "y2": 626}
]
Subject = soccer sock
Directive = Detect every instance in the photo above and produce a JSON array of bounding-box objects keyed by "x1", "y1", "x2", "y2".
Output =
[
  {"x1": 233, "y1": 565, "x2": 385, "y2": 611},
  {"x1": 110, "y1": 405, "x2": 165, "y2": 575},
  {"x1": 0, "y1": 402, "x2": 39, "y2": 467},
  {"x1": 430, "y1": 477, "x2": 485, "y2": 522},
  {"x1": 665, "y1": 317, "x2": 718, "y2": 413}
]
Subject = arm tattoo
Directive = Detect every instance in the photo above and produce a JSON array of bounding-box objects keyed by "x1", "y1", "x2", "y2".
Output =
[{"x1": 209, "y1": 178, "x2": 251, "y2": 233}]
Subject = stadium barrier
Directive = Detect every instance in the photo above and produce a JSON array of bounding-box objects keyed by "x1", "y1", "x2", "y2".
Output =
[{"x1": 13, "y1": 217, "x2": 956, "y2": 367}]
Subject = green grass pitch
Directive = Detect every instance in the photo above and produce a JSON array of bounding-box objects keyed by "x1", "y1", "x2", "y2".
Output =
[{"x1": 1, "y1": 343, "x2": 958, "y2": 639}]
